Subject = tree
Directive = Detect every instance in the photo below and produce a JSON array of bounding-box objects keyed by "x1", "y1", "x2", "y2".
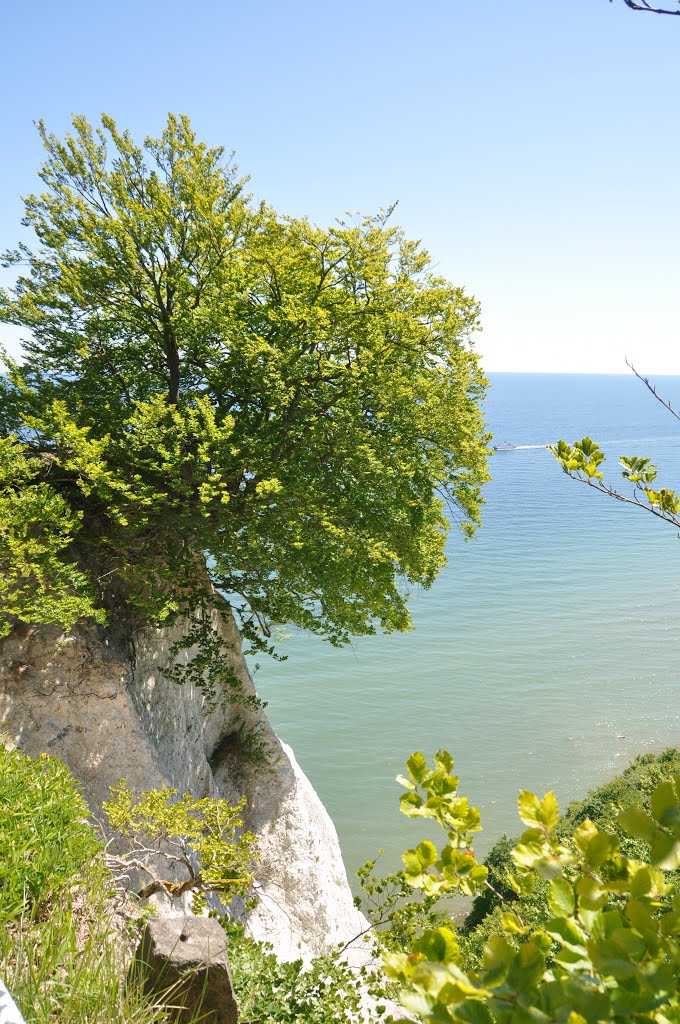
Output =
[
  {"x1": 0, "y1": 115, "x2": 490, "y2": 652},
  {"x1": 102, "y1": 781, "x2": 256, "y2": 913}
]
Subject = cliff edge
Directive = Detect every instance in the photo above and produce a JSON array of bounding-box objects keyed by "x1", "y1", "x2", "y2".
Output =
[{"x1": 0, "y1": 610, "x2": 368, "y2": 961}]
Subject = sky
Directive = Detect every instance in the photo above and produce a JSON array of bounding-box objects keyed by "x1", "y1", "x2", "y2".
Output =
[{"x1": 1, "y1": 0, "x2": 679, "y2": 374}]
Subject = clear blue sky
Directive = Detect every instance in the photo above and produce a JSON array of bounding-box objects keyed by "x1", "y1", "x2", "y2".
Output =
[{"x1": 2, "y1": 0, "x2": 679, "y2": 373}]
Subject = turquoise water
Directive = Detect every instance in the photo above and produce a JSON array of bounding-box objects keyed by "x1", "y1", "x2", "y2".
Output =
[{"x1": 250, "y1": 373, "x2": 680, "y2": 880}]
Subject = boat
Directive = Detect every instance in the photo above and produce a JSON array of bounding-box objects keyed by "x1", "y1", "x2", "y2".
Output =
[{"x1": 493, "y1": 442, "x2": 517, "y2": 451}]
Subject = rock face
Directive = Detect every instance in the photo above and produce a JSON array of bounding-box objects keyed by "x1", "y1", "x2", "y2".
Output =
[
  {"x1": 133, "y1": 915, "x2": 238, "y2": 1024},
  {"x1": 0, "y1": 612, "x2": 368, "y2": 960}
]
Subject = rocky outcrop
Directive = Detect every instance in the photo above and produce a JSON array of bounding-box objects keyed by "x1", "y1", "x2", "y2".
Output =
[
  {"x1": 133, "y1": 915, "x2": 238, "y2": 1024},
  {"x1": 0, "y1": 611, "x2": 367, "y2": 960}
]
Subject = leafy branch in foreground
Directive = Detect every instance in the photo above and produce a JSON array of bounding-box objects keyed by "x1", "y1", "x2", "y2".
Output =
[
  {"x1": 387, "y1": 749, "x2": 680, "y2": 1023},
  {"x1": 351, "y1": 753, "x2": 521, "y2": 962},
  {"x1": 102, "y1": 782, "x2": 257, "y2": 914},
  {"x1": 550, "y1": 435, "x2": 680, "y2": 527},
  {"x1": 549, "y1": 367, "x2": 680, "y2": 529}
]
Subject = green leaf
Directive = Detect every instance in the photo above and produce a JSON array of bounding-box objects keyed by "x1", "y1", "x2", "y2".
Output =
[
  {"x1": 548, "y1": 877, "x2": 575, "y2": 918},
  {"x1": 481, "y1": 934, "x2": 514, "y2": 988},
  {"x1": 506, "y1": 940, "x2": 546, "y2": 994},
  {"x1": 536, "y1": 791, "x2": 559, "y2": 832},
  {"x1": 416, "y1": 840, "x2": 438, "y2": 868},
  {"x1": 399, "y1": 791, "x2": 423, "y2": 815},
  {"x1": 619, "y1": 806, "x2": 658, "y2": 843},
  {"x1": 651, "y1": 779, "x2": 680, "y2": 831},
  {"x1": 582, "y1": 830, "x2": 617, "y2": 870},
  {"x1": 412, "y1": 927, "x2": 460, "y2": 964},
  {"x1": 402, "y1": 849, "x2": 424, "y2": 876},
  {"x1": 407, "y1": 752, "x2": 428, "y2": 784},
  {"x1": 576, "y1": 875, "x2": 607, "y2": 912},
  {"x1": 650, "y1": 831, "x2": 680, "y2": 870},
  {"x1": 500, "y1": 912, "x2": 527, "y2": 936},
  {"x1": 518, "y1": 791, "x2": 541, "y2": 827},
  {"x1": 544, "y1": 917, "x2": 587, "y2": 954},
  {"x1": 434, "y1": 749, "x2": 454, "y2": 774},
  {"x1": 455, "y1": 1001, "x2": 495, "y2": 1024}
]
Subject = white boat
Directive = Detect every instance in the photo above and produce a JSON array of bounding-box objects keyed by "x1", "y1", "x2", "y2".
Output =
[{"x1": 493, "y1": 442, "x2": 517, "y2": 451}]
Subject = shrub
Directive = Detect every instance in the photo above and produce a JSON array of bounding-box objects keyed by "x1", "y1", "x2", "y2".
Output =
[{"x1": 222, "y1": 917, "x2": 388, "y2": 1024}]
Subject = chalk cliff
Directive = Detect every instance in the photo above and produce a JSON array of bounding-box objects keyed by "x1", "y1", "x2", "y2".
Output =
[{"x1": 0, "y1": 611, "x2": 367, "y2": 961}]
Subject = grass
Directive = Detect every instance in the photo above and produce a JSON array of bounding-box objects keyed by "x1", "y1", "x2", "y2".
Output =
[{"x1": 0, "y1": 743, "x2": 211, "y2": 1023}]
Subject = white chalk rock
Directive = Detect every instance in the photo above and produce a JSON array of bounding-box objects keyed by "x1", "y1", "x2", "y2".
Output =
[{"x1": 0, "y1": 611, "x2": 367, "y2": 961}]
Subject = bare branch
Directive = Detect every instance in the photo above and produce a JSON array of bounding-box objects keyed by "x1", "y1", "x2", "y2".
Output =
[
  {"x1": 567, "y1": 472, "x2": 680, "y2": 529},
  {"x1": 626, "y1": 359, "x2": 680, "y2": 423},
  {"x1": 617, "y1": 0, "x2": 680, "y2": 14}
]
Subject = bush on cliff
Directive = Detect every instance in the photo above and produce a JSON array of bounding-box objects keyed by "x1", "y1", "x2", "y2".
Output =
[
  {"x1": 0, "y1": 745, "x2": 261, "y2": 1023},
  {"x1": 0, "y1": 744, "x2": 157, "y2": 1022}
]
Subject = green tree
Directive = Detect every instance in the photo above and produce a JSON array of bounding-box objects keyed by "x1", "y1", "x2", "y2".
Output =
[{"x1": 0, "y1": 114, "x2": 489, "y2": 652}]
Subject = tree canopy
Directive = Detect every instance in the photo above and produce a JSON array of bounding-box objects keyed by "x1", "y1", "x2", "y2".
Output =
[{"x1": 0, "y1": 114, "x2": 490, "y2": 647}]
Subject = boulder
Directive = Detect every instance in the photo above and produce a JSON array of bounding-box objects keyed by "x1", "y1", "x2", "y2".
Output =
[{"x1": 133, "y1": 916, "x2": 237, "y2": 1024}]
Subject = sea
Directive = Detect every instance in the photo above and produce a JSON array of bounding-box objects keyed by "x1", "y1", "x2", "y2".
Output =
[{"x1": 248, "y1": 373, "x2": 680, "y2": 883}]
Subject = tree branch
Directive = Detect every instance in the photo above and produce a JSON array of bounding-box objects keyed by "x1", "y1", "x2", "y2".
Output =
[
  {"x1": 626, "y1": 358, "x2": 680, "y2": 423},
  {"x1": 617, "y1": 0, "x2": 680, "y2": 14},
  {"x1": 566, "y1": 472, "x2": 680, "y2": 528}
]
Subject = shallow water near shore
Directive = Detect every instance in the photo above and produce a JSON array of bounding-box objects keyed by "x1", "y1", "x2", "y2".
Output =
[{"x1": 250, "y1": 373, "x2": 680, "y2": 883}]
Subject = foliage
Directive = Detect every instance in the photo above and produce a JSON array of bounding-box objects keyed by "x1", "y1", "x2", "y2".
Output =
[
  {"x1": 103, "y1": 781, "x2": 257, "y2": 913},
  {"x1": 0, "y1": 113, "x2": 490, "y2": 654},
  {"x1": 0, "y1": 744, "x2": 102, "y2": 920},
  {"x1": 222, "y1": 917, "x2": 390, "y2": 1024},
  {"x1": 459, "y1": 750, "x2": 680, "y2": 967},
  {"x1": 0, "y1": 437, "x2": 103, "y2": 638},
  {"x1": 551, "y1": 436, "x2": 680, "y2": 526},
  {"x1": 386, "y1": 749, "x2": 680, "y2": 1023},
  {"x1": 354, "y1": 854, "x2": 454, "y2": 956},
  {"x1": 162, "y1": 613, "x2": 268, "y2": 709}
]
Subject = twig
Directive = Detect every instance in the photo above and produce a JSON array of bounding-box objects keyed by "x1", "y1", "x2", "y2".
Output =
[
  {"x1": 617, "y1": 0, "x2": 680, "y2": 13},
  {"x1": 626, "y1": 358, "x2": 680, "y2": 424}
]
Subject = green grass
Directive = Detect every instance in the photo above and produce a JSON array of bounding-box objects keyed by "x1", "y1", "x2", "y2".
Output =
[{"x1": 0, "y1": 744, "x2": 210, "y2": 1023}]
